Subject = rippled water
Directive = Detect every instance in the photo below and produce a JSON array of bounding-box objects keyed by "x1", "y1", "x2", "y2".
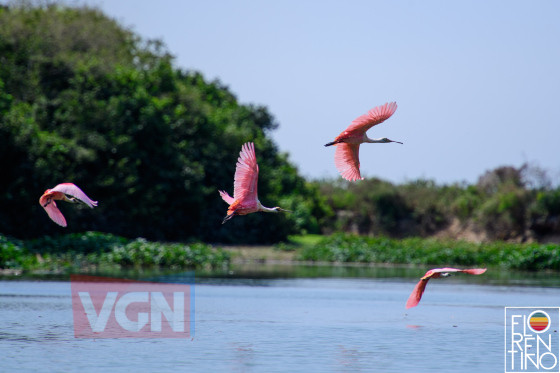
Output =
[{"x1": 1, "y1": 266, "x2": 560, "y2": 372}]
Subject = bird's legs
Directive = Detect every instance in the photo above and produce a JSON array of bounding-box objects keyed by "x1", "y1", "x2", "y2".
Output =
[
  {"x1": 222, "y1": 213, "x2": 235, "y2": 224},
  {"x1": 64, "y1": 195, "x2": 88, "y2": 205}
]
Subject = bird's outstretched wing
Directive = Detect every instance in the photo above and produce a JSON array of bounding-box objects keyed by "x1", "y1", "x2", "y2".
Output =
[
  {"x1": 461, "y1": 268, "x2": 487, "y2": 275},
  {"x1": 334, "y1": 143, "x2": 363, "y2": 181},
  {"x1": 218, "y1": 190, "x2": 235, "y2": 205},
  {"x1": 406, "y1": 278, "x2": 429, "y2": 309},
  {"x1": 344, "y1": 102, "x2": 397, "y2": 134},
  {"x1": 50, "y1": 183, "x2": 98, "y2": 208},
  {"x1": 425, "y1": 267, "x2": 487, "y2": 277},
  {"x1": 406, "y1": 268, "x2": 487, "y2": 308},
  {"x1": 42, "y1": 200, "x2": 67, "y2": 227},
  {"x1": 233, "y1": 142, "x2": 259, "y2": 200}
]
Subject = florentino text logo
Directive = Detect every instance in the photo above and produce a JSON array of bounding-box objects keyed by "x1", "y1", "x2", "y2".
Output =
[{"x1": 505, "y1": 307, "x2": 560, "y2": 373}]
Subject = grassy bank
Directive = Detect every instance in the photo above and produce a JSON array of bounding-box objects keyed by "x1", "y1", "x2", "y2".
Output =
[
  {"x1": 2, "y1": 232, "x2": 560, "y2": 275},
  {"x1": 0, "y1": 232, "x2": 230, "y2": 274},
  {"x1": 297, "y1": 233, "x2": 560, "y2": 271}
]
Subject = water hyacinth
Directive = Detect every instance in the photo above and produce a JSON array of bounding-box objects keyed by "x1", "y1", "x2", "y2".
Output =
[
  {"x1": 0, "y1": 232, "x2": 230, "y2": 273},
  {"x1": 299, "y1": 233, "x2": 560, "y2": 271}
]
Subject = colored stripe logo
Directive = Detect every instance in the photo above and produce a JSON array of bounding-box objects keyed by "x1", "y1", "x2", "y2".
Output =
[{"x1": 528, "y1": 311, "x2": 550, "y2": 333}]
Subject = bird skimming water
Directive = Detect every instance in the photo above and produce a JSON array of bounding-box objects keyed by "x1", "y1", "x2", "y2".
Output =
[
  {"x1": 406, "y1": 267, "x2": 487, "y2": 309},
  {"x1": 325, "y1": 102, "x2": 402, "y2": 181}
]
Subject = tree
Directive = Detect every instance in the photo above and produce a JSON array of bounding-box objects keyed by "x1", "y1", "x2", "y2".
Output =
[{"x1": 0, "y1": 3, "x2": 328, "y2": 243}]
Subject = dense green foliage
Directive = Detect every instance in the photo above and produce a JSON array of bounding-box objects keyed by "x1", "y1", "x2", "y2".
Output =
[
  {"x1": 314, "y1": 165, "x2": 560, "y2": 242},
  {"x1": 0, "y1": 4, "x2": 329, "y2": 243},
  {"x1": 1, "y1": 3, "x2": 558, "y2": 248},
  {"x1": 299, "y1": 233, "x2": 560, "y2": 271},
  {"x1": 0, "y1": 232, "x2": 229, "y2": 272}
]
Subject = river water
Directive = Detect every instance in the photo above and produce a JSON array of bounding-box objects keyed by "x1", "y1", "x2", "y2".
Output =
[{"x1": 1, "y1": 265, "x2": 560, "y2": 372}]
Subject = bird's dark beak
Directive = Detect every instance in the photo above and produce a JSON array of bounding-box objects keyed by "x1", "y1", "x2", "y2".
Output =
[
  {"x1": 391, "y1": 140, "x2": 403, "y2": 144},
  {"x1": 278, "y1": 208, "x2": 292, "y2": 213}
]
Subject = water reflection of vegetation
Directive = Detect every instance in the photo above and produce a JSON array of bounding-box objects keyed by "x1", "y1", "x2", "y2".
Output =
[
  {"x1": 5, "y1": 262, "x2": 560, "y2": 288},
  {"x1": 216, "y1": 262, "x2": 560, "y2": 287}
]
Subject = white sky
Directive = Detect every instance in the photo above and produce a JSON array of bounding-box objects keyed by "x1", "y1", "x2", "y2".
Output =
[{"x1": 69, "y1": 1, "x2": 560, "y2": 184}]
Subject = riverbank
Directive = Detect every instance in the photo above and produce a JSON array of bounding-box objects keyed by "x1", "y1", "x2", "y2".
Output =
[
  {"x1": 2, "y1": 232, "x2": 560, "y2": 276},
  {"x1": 0, "y1": 232, "x2": 230, "y2": 275}
]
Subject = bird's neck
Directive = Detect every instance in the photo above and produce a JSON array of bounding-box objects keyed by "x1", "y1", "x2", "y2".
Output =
[{"x1": 258, "y1": 202, "x2": 278, "y2": 213}]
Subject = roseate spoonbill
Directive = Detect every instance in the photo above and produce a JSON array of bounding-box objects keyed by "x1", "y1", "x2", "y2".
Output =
[
  {"x1": 325, "y1": 102, "x2": 402, "y2": 181},
  {"x1": 39, "y1": 183, "x2": 98, "y2": 227},
  {"x1": 405, "y1": 267, "x2": 487, "y2": 309},
  {"x1": 219, "y1": 142, "x2": 290, "y2": 224}
]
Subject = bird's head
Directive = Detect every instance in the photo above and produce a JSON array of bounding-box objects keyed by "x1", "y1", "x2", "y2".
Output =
[
  {"x1": 382, "y1": 137, "x2": 403, "y2": 144},
  {"x1": 273, "y1": 207, "x2": 291, "y2": 213}
]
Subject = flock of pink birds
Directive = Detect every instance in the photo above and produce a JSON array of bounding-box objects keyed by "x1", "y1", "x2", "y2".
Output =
[{"x1": 39, "y1": 102, "x2": 486, "y2": 308}]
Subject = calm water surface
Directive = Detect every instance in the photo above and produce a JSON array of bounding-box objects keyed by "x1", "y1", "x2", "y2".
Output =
[{"x1": 1, "y1": 265, "x2": 560, "y2": 372}]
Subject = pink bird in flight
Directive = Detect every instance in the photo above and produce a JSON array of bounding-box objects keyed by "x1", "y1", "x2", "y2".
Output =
[
  {"x1": 219, "y1": 142, "x2": 290, "y2": 224},
  {"x1": 39, "y1": 183, "x2": 98, "y2": 227},
  {"x1": 406, "y1": 267, "x2": 487, "y2": 309},
  {"x1": 325, "y1": 102, "x2": 402, "y2": 181}
]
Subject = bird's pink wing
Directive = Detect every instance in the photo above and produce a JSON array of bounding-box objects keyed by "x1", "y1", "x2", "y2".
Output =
[
  {"x1": 429, "y1": 268, "x2": 487, "y2": 275},
  {"x1": 406, "y1": 279, "x2": 429, "y2": 309},
  {"x1": 42, "y1": 201, "x2": 67, "y2": 227},
  {"x1": 461, "y1": 268, "x2": 487, "y2": 275},
  {"x1": 50, "y1": 183, "x2": 98, "y2": 208},
  {"x1": 408, "y1": 268, "x2": 487, "y2": 308},
  {"x1": 344, "y1": 102, "x2": 397, "y2": 134},
  {"x1": 334, "y1": 143, "x2": 363, "y2": 181},
  {"x1": 233, "y1": 142, "x2": 259, "y2": 200},
  {"x1": 219, "y1": 190, "x2": 235, "y2": 205},
  {"x1": 429, "y1": 267, "x2": 463, "y2": 275}
]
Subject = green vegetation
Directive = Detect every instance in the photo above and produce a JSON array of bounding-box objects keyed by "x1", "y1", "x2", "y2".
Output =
[
  {"x1": 314, "y1": 165, "x2": 560, "y2": 242},
  {"x1": 299, "y1": 233, "x2": 560, "y2": 271},
  {"x1": 0, "y1": 232, "x2": 229, "y2": 273},
  {"x1": 1, "y1": 1, "x2": 559, "y2": 277},
  {"x1": 3, "y1": 231, "x2": 560, "y2": 274},
  {"x1": 0, "y1": 3, "x2": 329, "y2": 244}
]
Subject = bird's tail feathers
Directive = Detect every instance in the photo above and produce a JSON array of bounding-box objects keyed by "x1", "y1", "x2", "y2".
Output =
[{"x1": 219, "y1": 190, "x2": 235, "y2": 205}]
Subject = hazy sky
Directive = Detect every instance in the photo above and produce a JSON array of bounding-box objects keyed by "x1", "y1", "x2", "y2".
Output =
[{"x1": 75, "y1": 1, "x2": 559, "y2": 184}]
